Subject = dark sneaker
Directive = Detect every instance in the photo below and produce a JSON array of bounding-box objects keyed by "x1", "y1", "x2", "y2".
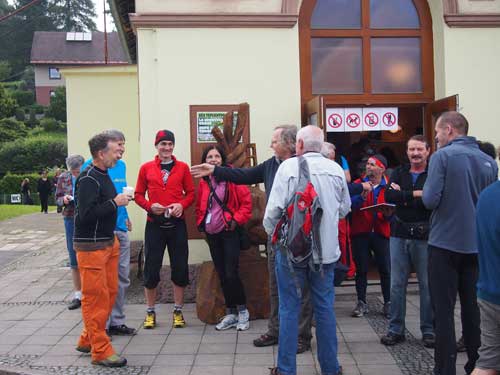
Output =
[
  {"x1": 76, "y1": 345, "x2": 90, "y2": 354},
  {"x1": 351, "y1": 300, "x2": 369, "y2": 317},
  {"x1": 254, "y1": 333, "x2": 278, "y2": 347},
  {"x1": 68, "y1": 298, "x2": 81, "y2": 310},
  {"x1": 297, "y1": 338, "x2": 311, "y2": 354},
  {"x1": 383, "y1": 301, "x2": 391, "y2": 319},
  {"x1": 269, "y1": 367, "x2": 282, "y2": 375},
  {"x1": 91, "y1": 354, "x2": 127, "y2": 367},
  {"x1": 456, "y1": 336, "x2": 466, "y2": 352},
  {"x1": 380, "y1": 332, "x2": 406, "y2": 346},
  {"x1": 108, "y1": 325, "x2": 137, "y2": 336},
  {"x1": 422, "y1": 334, "x2": 435, "y2": 348},
  {"x1": 337, "y1": 366, "x2": 343, "y2": 375}
]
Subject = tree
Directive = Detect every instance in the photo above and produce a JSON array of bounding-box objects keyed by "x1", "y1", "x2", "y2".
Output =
[
  {"x1": 45, "y1": 86, "x2": 66, "y2": 122},
  {"x1": 0, "y1": 85, "x2": 18, "y2": 118},
  {"x1": 0, "y1": 60, "x2": 11, "y2": 81},
  {"x1": 48, "y1": 0, "x2": 97, "y2": 31},
  {"x1": 0, "y1": 118, "x2": 27, "y2": 145}
]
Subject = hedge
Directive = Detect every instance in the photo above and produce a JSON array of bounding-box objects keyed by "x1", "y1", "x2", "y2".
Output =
[
  {"x1": 0, "y1": 118, "x2": 28, "y2": 145},
  {"x1": 0, "y1": 172, "x2": 55, "y2": 195},
  {"x1": 0, "y1": 134, "x2": 67, "y2": 176},
  {"x1": 10, "y1": 90, "x2": 35, "y2": 107}
]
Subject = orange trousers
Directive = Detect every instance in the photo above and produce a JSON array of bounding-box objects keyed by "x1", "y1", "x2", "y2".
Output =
[{"x1": 76, "y1": 238, "x2": 119, "y2": 361}]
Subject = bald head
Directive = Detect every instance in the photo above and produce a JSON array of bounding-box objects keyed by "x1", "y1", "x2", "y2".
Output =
[{"x1": 296, "y1": 125, "x2": 324, "y2": 156}]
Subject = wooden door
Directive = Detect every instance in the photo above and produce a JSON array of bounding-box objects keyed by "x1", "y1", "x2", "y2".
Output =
[
  {"x1": 424, "y1": 95, "x2": 458, "y2": 152},
  {"x1": 304, "y1": 95, "x2": 325, "y2": 128}
]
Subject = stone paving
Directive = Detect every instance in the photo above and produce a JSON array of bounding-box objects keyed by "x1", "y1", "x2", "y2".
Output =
[{"x1": 0, "y1": 211, "x2": 469, "y2": 375}]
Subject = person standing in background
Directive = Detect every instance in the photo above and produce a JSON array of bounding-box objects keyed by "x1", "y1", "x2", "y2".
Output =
[{"x1": 37, "y1": 170, "x2": 52, "y2": 214}]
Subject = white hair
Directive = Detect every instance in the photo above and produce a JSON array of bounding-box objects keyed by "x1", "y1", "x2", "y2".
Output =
[
  {"x1": 297, "y1": 125, "x2": 324, "y2": 153},
  {"x1": 321, "y1": 142, "x2": 335, "y2": 159}
]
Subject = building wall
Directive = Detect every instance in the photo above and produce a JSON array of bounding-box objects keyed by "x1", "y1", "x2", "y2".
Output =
[
  {"x1": 62, "y1": 65, "x2": 145, "y2": 241},
  {"x1": 136, "y1": 26, "x2": 302, "y2": 261},
  {"x1": 34, "y1": 65, "x2": 66, "y2": 105},
  {"x1": 136, "y1": 0, "x2": 283, "y2": 13}
]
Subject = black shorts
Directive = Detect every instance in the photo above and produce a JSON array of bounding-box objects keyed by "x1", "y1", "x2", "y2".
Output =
[{"x1": 143, "y1": 219, "x2": 189, "y2": 289}]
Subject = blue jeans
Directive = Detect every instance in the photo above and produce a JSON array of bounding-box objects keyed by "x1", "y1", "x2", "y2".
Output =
[
  {"x1": 389, "y1": 237, "x2": 433, "y2": 336},
  {"x1": 275, "y1": 251, "x2": 339, "y2": 375},
  {"x1": 63, "y1": 216, "x2": 77, "y2": 269}
]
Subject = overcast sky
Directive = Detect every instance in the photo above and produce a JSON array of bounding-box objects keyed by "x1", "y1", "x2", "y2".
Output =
[{"x1": 6, "y1": 0, "x2": 116, "y2": 32}]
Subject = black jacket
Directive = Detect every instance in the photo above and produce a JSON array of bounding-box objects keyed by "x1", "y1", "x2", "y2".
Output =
[
  {"x1": 385, "y1": 164, "x2": 431, "y2": 238},
  {"x1": 73, "y1": 165, "x2": 117, "y2": 250}
]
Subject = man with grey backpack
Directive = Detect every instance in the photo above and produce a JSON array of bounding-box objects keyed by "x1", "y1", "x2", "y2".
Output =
[{"x1": 264, "y1": 125, "x2": 351, "y2": 375}]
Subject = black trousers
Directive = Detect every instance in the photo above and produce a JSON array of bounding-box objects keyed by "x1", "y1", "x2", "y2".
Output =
[
  {"x1": 206, "y1": 230, "x2": 246, "y2": 309},
  {"x1": 40, "y1": 194, "x2": 49, "y2": 213},
  {"x1": 352, "y1": 232, "x2": 391, "y2": 303},
  {"x1": 143, "y1": 219, "x2": 189, "y2": 289},
  {"x1": 428, "y1": 245, "x2": 480, "y2": 375}
]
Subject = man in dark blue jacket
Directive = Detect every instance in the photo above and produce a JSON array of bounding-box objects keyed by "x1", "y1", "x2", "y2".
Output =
[
  {"x1": 423, "y1": 111, "x2": 498, "y2": 375},
  {"x1": 472, "y1": 180, "x2": 500, "y2": 375}
]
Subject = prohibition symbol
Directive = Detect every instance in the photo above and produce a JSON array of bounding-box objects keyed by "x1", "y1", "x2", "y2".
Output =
[
  {"x1": 383, "y1": 112, "x2": 396, "y2": 127},
  {"x1": 327, "y1": 113, "x2": 342, "y2": 129},
  {"x1": 346, "y1": 113, "x2": 361, "y2": 128},
  {"x1": 364, "y1": 112, "x2": 379, "y2": 127}
]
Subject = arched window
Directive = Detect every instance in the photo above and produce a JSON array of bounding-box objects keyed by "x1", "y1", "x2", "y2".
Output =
[{"x1": 299, "y1": 0, "x2": 434, "y2": 106}]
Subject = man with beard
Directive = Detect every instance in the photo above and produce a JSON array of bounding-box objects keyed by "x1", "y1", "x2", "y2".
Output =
[{"x1": 381, "y1": 135, "x2": 434, "y2": 348}]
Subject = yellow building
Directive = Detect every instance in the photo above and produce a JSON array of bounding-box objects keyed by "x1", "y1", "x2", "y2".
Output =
[{"x1": 64, "y1": 0, "x2": 500, "y2": 261}]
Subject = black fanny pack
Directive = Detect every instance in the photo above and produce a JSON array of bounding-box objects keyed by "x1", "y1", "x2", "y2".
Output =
[{"x1": 394, "y1": 216, "x2": 429, "y2": 240}]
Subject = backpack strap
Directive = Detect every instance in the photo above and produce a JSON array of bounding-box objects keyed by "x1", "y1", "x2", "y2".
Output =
[{"x1": 206, "y1": 178, "x2": 234, "y2": 221}]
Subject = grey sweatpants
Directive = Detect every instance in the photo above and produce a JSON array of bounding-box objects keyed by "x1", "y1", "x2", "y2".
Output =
[{"x1": 108, "y1": 230, "x2": 131, "y2": 327}]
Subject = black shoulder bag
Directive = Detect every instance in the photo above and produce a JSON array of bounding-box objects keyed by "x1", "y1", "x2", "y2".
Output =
[{"x1": 207, "y1": 180, "x2": 251, "y2": 250}]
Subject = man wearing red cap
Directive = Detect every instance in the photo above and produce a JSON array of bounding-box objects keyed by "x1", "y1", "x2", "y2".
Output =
[
  {"x1": 135, "y1": 130, "x2": 195, "y2": 329},
  {"x1": 350, "y1": 154, "x2": 392, "y2": 319}
]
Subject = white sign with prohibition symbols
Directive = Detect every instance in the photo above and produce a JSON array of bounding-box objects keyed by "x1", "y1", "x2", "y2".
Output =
[
  {"x1": 326, "y1": 108, "x2": 345, "y2": 132},
  {"x1": 362, "y1": 108, "x2": 381, "y2": 131},
  {"x1": 381, "y1": 108, "x2": 398, "y2": 131}
]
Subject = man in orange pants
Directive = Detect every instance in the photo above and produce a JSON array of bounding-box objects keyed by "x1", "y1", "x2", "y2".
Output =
[{"x1": 73, "y1": 131, "x2": 131, "y2": 367}]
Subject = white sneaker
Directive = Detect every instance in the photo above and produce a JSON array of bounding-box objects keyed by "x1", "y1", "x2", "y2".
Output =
[
  {"x1": 215, "y1": 314, "x2": 238, "y2": 331},
  {"x1": 236, "y1": 309, "x2": 250, "y2": 331}
]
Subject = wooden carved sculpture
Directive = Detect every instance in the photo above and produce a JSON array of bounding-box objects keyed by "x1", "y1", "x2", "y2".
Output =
[{"x1": 196, "y1": 103, "x2": 270, "y2": 324}]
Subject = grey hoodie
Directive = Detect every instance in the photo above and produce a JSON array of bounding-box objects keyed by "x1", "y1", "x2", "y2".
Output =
[{"x1": 422, "y1": 136, "x2": 498, "y2": 253}]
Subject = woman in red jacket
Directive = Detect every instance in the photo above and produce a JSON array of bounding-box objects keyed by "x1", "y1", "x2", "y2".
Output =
[{"x1": 196, "y1": 145, "x2": 252, "y2": 331}]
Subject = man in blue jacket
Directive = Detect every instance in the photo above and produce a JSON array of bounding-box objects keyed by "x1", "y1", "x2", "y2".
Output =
[
  {"x1": 82, "y1": 129, "x2": 136, "y2": 336},
  {"x1": 423, "y1": 111, "x2": 498, "y2": 375},
  {"x1": 472, "y1": 180, "x2": 500, "y2": 375}
]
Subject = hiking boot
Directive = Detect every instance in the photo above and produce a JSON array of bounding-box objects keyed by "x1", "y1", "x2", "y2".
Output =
[
  {"x1": 91, "y1": 354, "x2": 127, "y2": 367},
  {"x1": 173, "y1": 310, "x2": 186, "y2": 328},
  {"x1": 297, "y1": 338, "x2": 311, "y2": 354},
  {"x1": 68, "y1": 298, "x2": 81, "y2": 310},
  {"x1": 422, "y1": 334, "x2": 435, "y2": 348},
  {"x1": 351, "y1": 300, "x2": 369, "y2": 317},
  {"x1": 457, "y1": 336, "x2": 466, "y2": 352},
  {"x1": 254, "y1": 333, "x2": 278, "y2": 347},
  {"x1": 108, "y1": 324, "x2": 137, "y2": 336},
  {"x1": 143, "y1": 311, "x2": 156, "y2": 329},
  {"x1": 215, "y1": 314, "x2": 238, "y2": 331},
  {"x1": 236, "y1": 309, "x2": 250, "y2": 331},
  {"x1": 383, "y1": 301, "x2": 391, "y2": 319},
  {"x1": 380, "y1": 332, "x2": 405, "y2": 346},
  {"x1": 76, "y1": 345, "x2": 90, "y2": 354}
]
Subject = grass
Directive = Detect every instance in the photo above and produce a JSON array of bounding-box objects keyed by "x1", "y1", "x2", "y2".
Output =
[{"x1": 0, "y1": 204, "x2": 56, "y2": 222}]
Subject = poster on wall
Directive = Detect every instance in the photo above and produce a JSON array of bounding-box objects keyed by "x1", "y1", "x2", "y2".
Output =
[
  {"x1": 363, "y1": 108, "x2": 381, "y2": 131},
  {"x1": 326, "y1": 108, "x2": 345, "y2": 132},
  {"x1": 381, "y1": 107, "x2": 399, "y2": 131},
  {"x1": 196, "y1": 112, "x2": 238, "y2": 143},
  {"x1": 344, "y1": 108, "x2": 363, "y2": 132}
]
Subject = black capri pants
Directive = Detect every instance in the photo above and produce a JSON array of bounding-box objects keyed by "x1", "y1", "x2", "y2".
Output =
[{"x1": 143, "y1": 219, "x2": 189, "y2": 289}]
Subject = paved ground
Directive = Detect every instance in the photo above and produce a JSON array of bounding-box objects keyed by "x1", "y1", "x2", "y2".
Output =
[{"x1": 0, "y1": 210, "x2": 469, "y2": 375}]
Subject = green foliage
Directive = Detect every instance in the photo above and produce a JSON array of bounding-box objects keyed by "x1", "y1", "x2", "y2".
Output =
[
  {"x1": 14, "y1": 108, "x2": 25, "y2": 121},
  {"x1": 25, "y1": 108, "x2": 39, "y2": 128},
  {"x1": 10, "y1": 90, "x2": 34, "y2": 107},
  {"x1": 29, "y1": 103, "x2": 45, "y2": 114},
  {"x1": 40, "y1": 117, "x2": 65, "y2": 132},
  {"x1": 49, "y1": 0, "x2": 97, "y2": 31},
  {"x1": 0, "y1": 118, "x2": 27, "y2": 144},
  {"x1": 0, "y1": 85, "x2": 18, "y2": 118},
  {"x1": 0, "y1": 61, "x2": 12, "y2": 81},
  {"x1": 0, "y1": 172, "x2": 44, "y2": 195},
  {"x1": 45, "y1": 86, "x2": 66, "y2": 122},
  {"x1": 0, "y1": 134, "x2": 67, "y2": 175},
  {"x1": 20, "y1": 67, "x2": 34, "y2": 90}
]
